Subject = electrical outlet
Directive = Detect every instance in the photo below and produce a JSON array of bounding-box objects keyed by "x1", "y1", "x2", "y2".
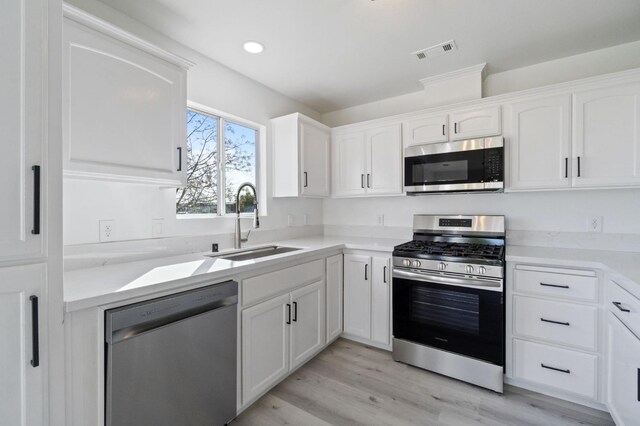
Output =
[
  {"x1": 287, "y1": 214, "x2": 294, "y2": 227},
  {"x1": 99, "y1": 220, "x2": 115, "y2": 242},
  {"x1": 588, "y1": 216, "x2": 603, "y2": 233},
  {"x1": 377, "y1": 214, "x2": 385, "y2": 226},
  {"x1": 152, "y1": 219, "x2": 164, "y2": 237}
]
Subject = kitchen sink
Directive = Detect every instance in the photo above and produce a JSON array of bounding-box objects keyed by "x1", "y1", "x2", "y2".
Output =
[{"x1": 207, "y1": 245, "x2": 302, "y2": 261}]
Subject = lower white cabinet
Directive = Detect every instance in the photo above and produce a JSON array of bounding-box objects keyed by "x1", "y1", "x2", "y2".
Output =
[
  {"x1": 0, "y1": 264, "x2": 46, "y2": 426},
  {"x1": 343, "y1": 253, "x2": 391, "y2": 349},
  {"x1": 242, "y1": 280, "x2": 325, "y2": 405},
  {"x1": 326, "y1": 254, "x2": 343, "y2": 342}
]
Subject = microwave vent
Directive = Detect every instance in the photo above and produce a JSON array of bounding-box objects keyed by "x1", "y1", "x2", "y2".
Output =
[{"x1": 412, "y1": 40, "x2": 457, "y2": 60}]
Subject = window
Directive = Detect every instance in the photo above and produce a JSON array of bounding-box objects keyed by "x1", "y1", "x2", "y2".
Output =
[{"x1": 176, "y1": 108, "x2": 257, "y2": 215}]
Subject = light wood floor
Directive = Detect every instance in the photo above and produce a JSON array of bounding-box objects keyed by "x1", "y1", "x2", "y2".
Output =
[{"x1": 233, "y1": 338, "x2": 614, "y2": 426}]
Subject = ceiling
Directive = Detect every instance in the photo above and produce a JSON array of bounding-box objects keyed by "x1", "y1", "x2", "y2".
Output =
[{"x1": 99, "y1": 0, "x2": 640, "y2": 113}]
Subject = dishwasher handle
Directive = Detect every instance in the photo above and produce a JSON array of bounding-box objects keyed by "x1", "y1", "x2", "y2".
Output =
[{"x1": 106, "y1": 281, "x2": 238, "y2": 344}]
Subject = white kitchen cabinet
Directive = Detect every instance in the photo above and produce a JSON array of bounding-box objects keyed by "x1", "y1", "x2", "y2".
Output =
[
  {"x1": 332, "y1": 124, "x2": 402, "y2": 197},
  {"x1": 450, "y1": 106, "x2": 501, "y2": 141},
  {"x1": 242, "y1": 280, "x2": 326, "y2": 406},
  {"x1": 607, "y1": 313, "x2": 640, "y2": 426},
  {"x1": 0, "y1": 0, "x2": 45, "y2": 261},
  {"x1": 402, "y1": 114, "x2": 448, "y2": 147},
  {"x1": 326, "y1": 254, "x2": 343, "y2": 342},
  {"x1": 0, "y1": 264, "x2": 46, "y2": 426},
  {"x1": 508, "y1": 95, "x2": 572, "y2": 190},
  {"x1": 63, "y1": 6, "x2": 191, "y2": 186},
  {"x1": 272, "y1": 113, "x2": 331, "y2": 197},
  {"x1": 242, "y1": 294, "x2": 290, "y2": 406},
  {"x1": 290, "y1": 281, "x2": 325, "y2": 370},
  {"x1": 343, "y1": 253, "x2": 392, "y2": 349},
  {"x1": 572, "y1": 83, "x2": 640, "y2": 187}
]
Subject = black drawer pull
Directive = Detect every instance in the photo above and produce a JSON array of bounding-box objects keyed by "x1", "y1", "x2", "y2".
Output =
[
  {"x1": 383, "y1": 266, "x2": 387, "y2": 283},
  {"x1": 303, "y1": 172, "x2": 308, "y2": 187},
  {"x1": 637, "y1": 368, "x2": 639, "y2": 402},
  {"x1": 442, "y1": 124, "x2": 445, "y2": 136},
  {"x1": 541, "y1": 363, "x2": 570, "y2": 374},
  {"x1": 30, "y1": 296, "x2": 39, "y2": 367},
  {"x1": 32, "y1": 165, "x2": 41, "y2": 235},
  {"x1": 292, "y1": 301, "x2": 298, "y2": 322},
  {"x1": 364, "y1": 264, "x2": 368, "y2": 280},
  {"x1": 613, "y1": 301, "x2": 630, "y2": 313},
  {"x1": 540, "y1": 282, "x2": 569, "y2": 289},
  {"x1": 286, "y1": 303, "x2": 291, "y2": 325},
  {"x1": 577, "y1": 156, "x2": 581, "y2": 177},
  {"x1": 177, "y1": 147, "x2": 183, "y2": 171},
  {"x1": 540, "y1": 318, "x2": 570, "y2": 326},
  {"x1": 564, "y1": 157, "x2": 568, "y2": 178},
  {"x1": 361, "y1": 174, "x2": 364, "y2": 188}
]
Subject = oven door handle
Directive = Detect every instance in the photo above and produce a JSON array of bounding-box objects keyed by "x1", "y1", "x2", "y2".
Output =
[{"x1": 392, "y1": 268, "x2": 502, "y2": 290}]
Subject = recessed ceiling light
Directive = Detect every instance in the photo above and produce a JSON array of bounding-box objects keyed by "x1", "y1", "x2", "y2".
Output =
[{"x1": 243, "y1": 41, "x2": 264, "y2": 54}]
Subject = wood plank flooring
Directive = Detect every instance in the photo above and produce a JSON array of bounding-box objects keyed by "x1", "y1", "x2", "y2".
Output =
[{"x1": 233, "y1": 338, "x2": 614, "y2": 426}]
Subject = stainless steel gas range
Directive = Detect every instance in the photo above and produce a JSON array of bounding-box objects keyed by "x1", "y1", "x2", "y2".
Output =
[{"x1": 392, "y1": 215, "x2": 505, "y2": 393}]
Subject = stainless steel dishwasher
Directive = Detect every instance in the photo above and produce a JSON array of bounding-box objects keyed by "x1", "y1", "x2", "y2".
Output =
[{"x1": 105, "y1": 280, "x2": 238, "y2": 426}]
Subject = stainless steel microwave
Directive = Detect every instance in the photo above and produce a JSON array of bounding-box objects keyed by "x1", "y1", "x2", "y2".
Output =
[{"x1": 404, "y1": 137, "x2": 504, "y2": 195}]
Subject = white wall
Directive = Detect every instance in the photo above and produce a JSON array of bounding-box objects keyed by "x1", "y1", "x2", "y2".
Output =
[
  {"x1": 322, "y1": 40, "x2": 640, "y2": 127},
  {"x1": 64, "y1": 0, "x2": 324, "y2": 245}
]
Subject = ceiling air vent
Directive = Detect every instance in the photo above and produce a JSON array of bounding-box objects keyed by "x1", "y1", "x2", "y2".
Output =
[{"x1": 412, "y1": 40, "x2": 457, "y2": 60}]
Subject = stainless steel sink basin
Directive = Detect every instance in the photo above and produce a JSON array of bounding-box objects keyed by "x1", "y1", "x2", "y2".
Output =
[{"x1": 207, "y1": 245, "x2": 301, "y2": 261}]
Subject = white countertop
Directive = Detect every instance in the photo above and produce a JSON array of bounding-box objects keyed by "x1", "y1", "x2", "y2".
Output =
[{"x1": 64, "y1": 236, "x2": 404, "y2": 312}]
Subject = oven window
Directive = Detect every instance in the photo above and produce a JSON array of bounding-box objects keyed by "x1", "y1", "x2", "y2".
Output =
[
  {"x1": 413, "y1": 286, "x2": 479, "y2": 334},
  {"x1": 412, "y1": 159, "x2": 468, "y2": 183}
]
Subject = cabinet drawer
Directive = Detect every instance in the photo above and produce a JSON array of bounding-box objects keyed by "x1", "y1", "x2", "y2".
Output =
[
  {"x1": 513, "y1": 339, "x2": 598, "y2": 399},
  {"x1": 514, "y1": 267, "x2": 598, "y2": 302},
  {"x1": 513, "y1": 296, "x2": 597, "y2": 351},
  {"x1": 242, "y1": 259, "x2": 324, "y2": 306}
]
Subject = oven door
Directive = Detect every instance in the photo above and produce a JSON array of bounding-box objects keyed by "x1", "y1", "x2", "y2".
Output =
[
  {"x1": 404, "y1": 142, "x2": 486, "y2": 192},
  {"x1": 392, "y1": 270, "x2": 504, "y2": 366}
]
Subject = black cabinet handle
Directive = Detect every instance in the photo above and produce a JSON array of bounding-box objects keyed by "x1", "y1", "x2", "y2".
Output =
[
  {"x1": 540, "y1": 318, "x2": 570, "y2": 326},
  {"x1": 577, "y1": 156, "x2": 581, "y2": 177},
  {"x1": 367, "y1": 174, "x2": 370, "y2": 188},
  {"x1": 540, "y1": 282, "x2": 569, "y2": 289},
  {"x1": 361, "y1": 174, "x2": 364, "y2": 188},
  {"x1": 177, "y1": 147, "x2": 183, "y2": 171},
  {"x1": 364, "y1": 264, "x2": 368, "y2": 280},
  {"x1": 613, "y1": 301, "x2": 631, "y2": 313},
  {"x1": 454, "y1": 122, "x2": 458, "y2": 134},
  {"x1": 637, "y1": 368, "x2": 639, "y2": 402},
  {"x1": 383, "y1": 266, "x2": 387, "y2": 283},
  {"x1": 541, "y1": 363, "x2": 570, "y2": 374},
  {"x1": 292, "y1": 302, "x2": 298, "y2": 322},
  {"x1": 31, "y1": 165, "x2": 40, "y2": 235},
  {"x1": 565, "y1": 158, "x2": 568, "y2": 178},
  {"x1": 286, "y1": 303, "x2": 291, "y2": 325},
  {"x1": 442, "y1": 124, "x2": 445, "y2": 136},
  {"x1": 30, "y1": 296, "x2": 39, "y2": 368},
  {"x1": 303, "y1": 172, "x2": 308, "y2": 187}
]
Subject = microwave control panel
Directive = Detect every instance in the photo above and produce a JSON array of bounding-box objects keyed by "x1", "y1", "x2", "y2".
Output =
[{"x1": 483, "y1": 148, "x2": 504, "y2": 182}]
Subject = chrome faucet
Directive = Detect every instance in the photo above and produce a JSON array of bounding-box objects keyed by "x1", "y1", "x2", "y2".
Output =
[{"x1": 234, "y1": 182, "x2": 259, "y2": 249}]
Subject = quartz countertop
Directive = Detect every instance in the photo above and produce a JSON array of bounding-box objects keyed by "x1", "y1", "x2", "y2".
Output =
[{"x1": 64, "y1": 236, "x2": 405, "y2": 312}]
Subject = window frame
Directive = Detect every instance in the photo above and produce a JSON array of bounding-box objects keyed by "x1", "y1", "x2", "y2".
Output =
[{"x1": 178, "y1": 101, "x2": 262, "y2": 218}]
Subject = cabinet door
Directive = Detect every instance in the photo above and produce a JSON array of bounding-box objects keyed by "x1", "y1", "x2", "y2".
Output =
[
  {"x1": 63, "y1": 18, "x2": 187, "y2": 186},
  {"x1": 450, "y1": 106, "x2": 501, "y2": 141},
  {"x1": 366, "y1": 124, "x2": 403, "y2": 196},
  {"x1": 326, "y1": 254, "x2": 343, "y2": 342},
  {"x1": 242, "y1": 294, "x2": 290, "y2": 405},
  {"x1": 402, "y1": 114, "x2": 448, "y2": 147},
  {"x1": 332, "y1": 132, "x2": 366, "y2": 197},
  {"x1": 607, "y1": 313, "x2": 640, "y2": 426},
  {"x1": 300, "y1": 122, "x2": 330, "y2": 197},
  {"x1": 573, "y1": 84, "x2": 640, "y2": 187},
  {"x1": 290, "y1": 281, "x2": 325, "y2": 370},
  {"x1": 371, "y1": 256, "x2": 391, "y2": 346},
  {"x1": 0, "y1": 0, "x2": 44, "y2": 261},
  {"x1": 0, "y1": 264, "x2": 46, "y2": 426},
  {"x1": 343, "y1": 254, "x2": 371, "y2": 339},
  {"x1": 508, "y1": 95, "x2": 572, "y2": 190}
]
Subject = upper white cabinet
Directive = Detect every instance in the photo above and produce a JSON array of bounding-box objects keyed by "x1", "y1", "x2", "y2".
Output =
[
  {"x1": 63, "y1": 6, "x2": 192, "y2": 186},
  {"x1": 0, "y1": 0, "x2": 45, "y2": 262},
  {"x1": 272, "y1": 113, "x2": 330, "y2": 197},
  {"x1": 449, "y1": 106, "x2": 502, "y2": 141},
  {"x1": 332, "y1": 123, "x2": 402, "y2": 197},
  {"x1": 507, "y1": 95, "x2": 572, "y2": 190},
  {"x1": 402, "y1": 114, "x2": 448, "y2": 147},
  {"x1": 572, "y1": 83, "x2": 640, "y2": 188}
]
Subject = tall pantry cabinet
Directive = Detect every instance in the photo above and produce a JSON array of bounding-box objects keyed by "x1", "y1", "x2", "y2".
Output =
[{"x1": 0, "y1": 0, "x2": 64, "y2": 425}]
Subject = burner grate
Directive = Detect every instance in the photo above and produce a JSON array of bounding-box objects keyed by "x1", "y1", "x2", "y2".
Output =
[{"x1": 393, "y1": 240, "x2": 504, "y2": 261}]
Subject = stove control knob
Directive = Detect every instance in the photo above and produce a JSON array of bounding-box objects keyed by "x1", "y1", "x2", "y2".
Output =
[
  {"x1": 403, "y1": 259, "x2": 411, "y2": 267},
  {"x1": 465, "y1": 265, "x2": 474, "y2": 274},
  {"x1": 478, "y1": 266, "x2": 487, "y2": 275},
  {"x1": 438, "y1": 262, "x2": 447, "y2": 271},
  {"x1": 412, "y1": 260, "x2": 421, "y2": 268}
]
